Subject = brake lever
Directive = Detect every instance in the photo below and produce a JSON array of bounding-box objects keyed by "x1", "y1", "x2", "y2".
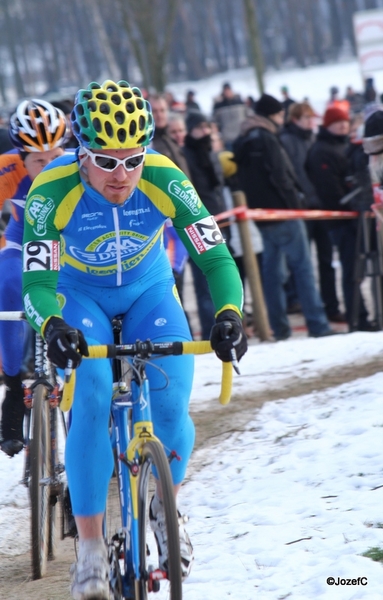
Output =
[
  {"x1": 222, "y1": 321, "x2": 241, "y2": 375},
  {"x1": 64, "y1": 330, "x2": 79, "y2": 383}
]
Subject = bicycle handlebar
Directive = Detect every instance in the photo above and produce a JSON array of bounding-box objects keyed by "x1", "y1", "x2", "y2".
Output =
[
  {"x1": 87, "y1": 340, "x2": 232, "y2": 405},
  {"x1": 61, "y1": 340, "x2": 233, "y2": 411},
  {"x1": 0, "y1": 313, "x2": 234, "y2": 407}
]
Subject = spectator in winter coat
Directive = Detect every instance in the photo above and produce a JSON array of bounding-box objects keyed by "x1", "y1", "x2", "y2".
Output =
[
  {"x1": 306, "y1": 106, "x2": 373, "y2": 331},
  {"x1": 212, "y1": 82, "x2": 248, "y2": 150},
  {"x1": 183, "y1": 111, "x2": 230, "y2": 339},
  {"x1": 233, "y1": 93, "x2": 332, "y2": 341},
  {"x1": 280, "y1": 102, "x2": 344, "y2": 323},
  {"x1": 149, "y1": 94, "x2": 191, "y2": 178}
]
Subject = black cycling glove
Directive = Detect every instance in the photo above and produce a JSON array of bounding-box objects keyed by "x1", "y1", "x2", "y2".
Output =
[
  {"x1": 210, "y1": 309, "x2": 248, "y2": 363},
  {"x1": 44, "y1": 316, "x2": 89, "y2": 369}
]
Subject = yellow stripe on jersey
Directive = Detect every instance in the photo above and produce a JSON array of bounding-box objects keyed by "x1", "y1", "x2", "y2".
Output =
[
  {"x1": 144, "y1": 152, "x2": 183, "y2": 171},
  {"x1": 138, "y1": 178, "x2": 176, "y2": 218},
  {"x1": 54, "y1": 182, "x2": 84, "y2": 230},
  {"x1": 29, "y1": 161, "x2": 79, "y2": 188}
]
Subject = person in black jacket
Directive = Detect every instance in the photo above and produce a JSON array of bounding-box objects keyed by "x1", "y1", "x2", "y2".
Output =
[
  {"x1": 233, "y1": 93, "x2": 332, "y2": 341},
  {"x1": 306, "y1": 106, "x2": 372, "y2": 331},
  {"x1": 280, "y1": 102, "x2": 344, "y2": 323},
  {"x1": 183, "y1": 111, "x2": 231, "y2": 339}
]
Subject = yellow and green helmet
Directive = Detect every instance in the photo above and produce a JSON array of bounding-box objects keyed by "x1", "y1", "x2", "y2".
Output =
[{"x1": 71, "y1": 80, "x2": 154, "y2": 149}]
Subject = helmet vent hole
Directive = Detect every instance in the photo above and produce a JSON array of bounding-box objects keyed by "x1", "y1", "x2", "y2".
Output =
[
  {"x1": 95, "y1": 137, "x2": 106, "y2": 146},
  {"x1": 111, "y1": 94, "x2": 121, "y2": 105},
  {"x1": 87, "y1": 101, "x2": 97, "y2": 112},
  {"x1": 76, "y1": 105, "x2": 84, "y2": 116},
  {"x1": 92, "y1": 117, "x2": 102, "y2": 132},
  {"x1": 96, "y1": 92, "x2": 107, "y2": 101},
  {"x1": 139, "y1": 115, "x2": 146, "y2": 130},
  {"x1": 126, "y1": 102, "x2": 135, "y2": 114},
  {"x1": 137, "y1": 134, "x2": 146, "y2": 145},
  {"x1": 129, "y1": 121, "x2": 137, "y2": 137},
  {"x1": 100, "y1": 103, "x2": 110, "y2": 115},
  {"x1": 80, "y1": 117, "x2": 89, "y2": 129},
  {"x1": 83, "y1": 92, "x2": 93, "y2": 100},
  {"x1": 117, "y1": 129, "x2": 126, "y2": 143},
  {"x1": 115, "y1": 111, "x2": 125, "y2": 125},
  {"x1": 123, "y1": 91, "x2": 132, "y2": 100},
  {"x1": 136, "y1": 99, "x2": 144, "y2": 110},
  {"x1": 105, "y1": 121, "x2": 113, "y2": 138}
]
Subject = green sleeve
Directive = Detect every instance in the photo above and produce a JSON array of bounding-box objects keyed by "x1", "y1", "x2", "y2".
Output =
[{"x1": 22, "y1": 182, "x2": 63, "y2": 335}]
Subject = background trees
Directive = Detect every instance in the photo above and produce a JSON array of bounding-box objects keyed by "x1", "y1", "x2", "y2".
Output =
[{"x1": 0, "y1": 0, "x2": 381, "y2": 107}]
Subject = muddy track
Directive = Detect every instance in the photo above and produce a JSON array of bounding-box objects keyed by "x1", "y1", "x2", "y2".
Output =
[{"x1": 0, "y1": 356, "x2": 381, "y2": 600}]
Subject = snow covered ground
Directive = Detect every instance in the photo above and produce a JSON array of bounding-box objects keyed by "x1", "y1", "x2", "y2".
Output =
[
  {"x1": 168, "y1": 57, "x2": 383, "y2": 120},
  {"x1": 1, "y1": 332, "x2": 383, "y2": 599}
]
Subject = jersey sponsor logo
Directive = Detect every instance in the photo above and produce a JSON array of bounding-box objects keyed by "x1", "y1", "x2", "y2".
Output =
[
  {"x1": 184, "y1": 216, "x2": 224, "y2": 254},
  {"x1": 0, "y1": 162, "x2": 17, "y2": 176},
  {"x1": 23, "y1": 240, "x2": 60, "y2": 272},
  {"x1": 24, "y1": 292, "x2": 44, "y2": 328},
  {"x1": 123, "y1": 207, "x2": 150, "y2": 216},
  {"x1": 69, "y1": 231, "x2": 150, "y2": 265},
  {"x1": 168, "y1": 179, "x2": 201, "y2": 215},
  {"x1": 25, "y1": 195, "x2": 55, "y2": 236},
  {"x1": 81, "y1": 212, "x2": 103, "y2": 220},
  {"x1": 78, "y1": 224, "x2": 107, "y2": 232},
  {"x1": 154, "y1": 318, "x2": 167, "y2": 326}
]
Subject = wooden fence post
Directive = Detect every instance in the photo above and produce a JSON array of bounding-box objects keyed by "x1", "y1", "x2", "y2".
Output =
[{"x1": 232, "y1": 191, "x2": 271, "y2": 341}]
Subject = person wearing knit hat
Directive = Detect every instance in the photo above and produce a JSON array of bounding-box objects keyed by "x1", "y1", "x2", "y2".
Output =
[
  {"x1": 255, "y1": 93, "x2": 284, "y2": 118},
  {"x1": 306, "y1": 98, "x2": 375, "y2": 332},
  {"x1": 185, "y1": 111, "x2": 210, "y2": 134},
  {"x1": 322, "y1": 106, "x2": 350, "y2": 130}
]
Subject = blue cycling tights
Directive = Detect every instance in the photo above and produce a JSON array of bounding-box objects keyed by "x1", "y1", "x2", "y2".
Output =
[{"x1": 59, "y1": 272, "x2": 194, "y2": 516}]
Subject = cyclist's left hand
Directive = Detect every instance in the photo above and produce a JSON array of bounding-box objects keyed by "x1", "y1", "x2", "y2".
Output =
[
  {"x1": 44, "y1": 316, "x2": 89, "y2": 369},
  {"x1": 210, "y1": 309, "x2": 248, "y2": 362}
]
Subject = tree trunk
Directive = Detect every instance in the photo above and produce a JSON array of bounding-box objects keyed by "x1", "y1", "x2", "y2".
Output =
[
  {"x1": 3, "y1": 0, "x2": 25, "y2": 98},
  {"x1": 242, "y1": 0, "x2": 264, "y2": 94}
]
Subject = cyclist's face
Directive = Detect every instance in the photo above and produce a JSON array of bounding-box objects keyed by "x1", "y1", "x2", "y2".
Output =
[
  {"x1": 83, "y1": 147, "x2": 145, "y2": 205},
  {"x1": 24, "y1": 148, "x2": 64, "y2": 180}
]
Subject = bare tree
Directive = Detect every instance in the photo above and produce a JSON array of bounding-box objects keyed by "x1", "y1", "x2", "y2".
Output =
[
  {"x1": 117, "y1": 0, "x2": 179, "y2": 91},
  {"x1": 243, "y1": 0, "x2": 264, "y2": 93}
]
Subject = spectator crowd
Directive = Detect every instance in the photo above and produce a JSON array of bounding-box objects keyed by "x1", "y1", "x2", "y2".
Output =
[{"x1": 145, "y1": 78, "x2": 383, "y2": 341}]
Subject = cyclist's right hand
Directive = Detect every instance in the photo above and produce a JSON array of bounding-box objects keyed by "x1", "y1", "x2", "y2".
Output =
[{"x1": 44, "y1": 316, "x2": 89, "y2": 369}]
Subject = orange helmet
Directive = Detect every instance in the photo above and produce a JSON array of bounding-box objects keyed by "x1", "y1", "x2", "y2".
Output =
[{"x1": 9, "y1": 99, "x2": 67, "y2": 152}]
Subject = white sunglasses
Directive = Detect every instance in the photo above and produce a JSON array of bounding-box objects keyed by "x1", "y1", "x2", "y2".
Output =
[{"x1": 81, "y1": 146, "x2": 146, "y2": 172}]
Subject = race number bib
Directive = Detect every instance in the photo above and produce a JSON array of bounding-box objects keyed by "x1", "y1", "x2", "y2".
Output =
[
  {"x1": 184, "y1": 216, "x2": 224, "y2": 254},
  {"x1": 23, "y1": 240, "x2": 60, "y2": 272}
]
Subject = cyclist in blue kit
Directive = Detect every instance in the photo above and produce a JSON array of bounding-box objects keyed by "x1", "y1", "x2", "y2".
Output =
[{"x1": 22, "y1": 80, "x2": 247, "y2": 600}]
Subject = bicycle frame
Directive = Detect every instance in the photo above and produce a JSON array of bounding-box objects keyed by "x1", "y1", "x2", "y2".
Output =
[{"x1": 109, "y1": 353, "x2": 168, "y2": 597}]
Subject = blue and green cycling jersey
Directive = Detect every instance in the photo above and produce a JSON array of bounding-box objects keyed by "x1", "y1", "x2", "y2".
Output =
[{"x1": 22, "y1": 148, "x2": 243, "y2": 333}]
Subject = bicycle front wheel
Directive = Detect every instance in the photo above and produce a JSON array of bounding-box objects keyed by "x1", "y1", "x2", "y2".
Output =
[
  {"x1": 29, "y1": 384, "x2": 51, "y2": 579},
  {"x1": 136, "y1": 440, "x2": 182, "y2": 600}
]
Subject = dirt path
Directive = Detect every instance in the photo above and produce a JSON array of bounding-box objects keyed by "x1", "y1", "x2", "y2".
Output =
[{"x1": 0, "y1": 356, "x2": 381, "y2": 599}]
